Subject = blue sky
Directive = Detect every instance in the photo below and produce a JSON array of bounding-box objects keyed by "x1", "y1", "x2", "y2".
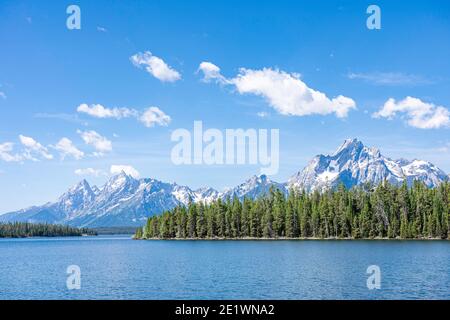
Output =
[{"x1": 1, "y1": 0, "x2": 449, "y2": 212}]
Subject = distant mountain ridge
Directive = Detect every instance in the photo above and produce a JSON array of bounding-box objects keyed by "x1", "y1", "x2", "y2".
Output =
[{"x1": 1, "y1": 139, "x2": 448, "y2": 227}]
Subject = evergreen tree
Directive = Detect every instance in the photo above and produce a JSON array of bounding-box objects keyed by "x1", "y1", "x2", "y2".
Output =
[{"x1": 133, "y1": 181, "x2": 450, "y2": 241}]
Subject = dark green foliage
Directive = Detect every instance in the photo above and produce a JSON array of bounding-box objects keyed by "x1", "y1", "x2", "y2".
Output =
[
  {"x1": 0, "y1": 222, "x2": 97, "y2": 238},
  {"x1": 135, "y1": 181, "x2": 450, "y2": 240}
]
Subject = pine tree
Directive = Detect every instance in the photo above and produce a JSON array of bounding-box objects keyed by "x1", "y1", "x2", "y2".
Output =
[
  {"x1": 135, "y1": 181, "x2": 450, "y2": 240},
  {"x1": 187, "y1": 202, "x2": 197, "y2": 238},
  {"x1": 241, "y1": 197, "x2": 251, "y2": 238},
  {"x1": 196, "y1": 203, "x2": 207, "y2": 238}
]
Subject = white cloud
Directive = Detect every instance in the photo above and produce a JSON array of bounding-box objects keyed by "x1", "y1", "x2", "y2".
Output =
[
  {"x1": 77, "y1": 103, "x2": 137, "y2": 119},
  {"x1": 198, "y1": 62, "x2": 356, "y2": 118},
  {"x1": 19, "y1": 135, "x2": 53, "y2": 160},
  {"x1": 53, "y1": 138, "x2": 84, "y2": 160},
  {"x1": 198, "y1": 62, "x2": 228, "y2": 83},
  {"x1": 130, "y1": 51, "x2": 181, "y2": 82},
  {"x1": 77, "y1": 103, "x2": 171, "y2": 128},
  {"x1": 96, "y1": 26, "x2": 107, "y2": 32},
  {"x1": 110, "y1": 165, "x2": 140, "y2": 178},
  {"x1": 373, "y1": 97, "x2": 450, "y2": 129},
  {"x1": 139, "y1": 107, "x2": 171, "y2": 127},
  {"x1": 347, "y1": 72, "x2": 431, "y2": 86},
  {"x1": 77, "y1": 130, "x2": 112, "y2": 154},
  {"x1": 0, "y1": 142, "x2": 22, "y2": 162},
  {"x1": 75, "y1": 168, "x2": 105, "y2": 177}
]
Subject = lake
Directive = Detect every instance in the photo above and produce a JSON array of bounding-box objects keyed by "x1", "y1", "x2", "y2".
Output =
[{"x1": 0, "y1": 236, "x2": 449, "y2": 300}]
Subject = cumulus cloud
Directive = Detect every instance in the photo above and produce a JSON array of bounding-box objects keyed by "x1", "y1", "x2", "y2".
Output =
[
  {"x1": 1, "y1": 136, "x2": 55, "y2": 162},
  {"x1": 77, "y1": 103, "x2": 171, "y2": 128},
  {"x1": 77, "y1": 130, "x2": 112, "y2": 155},
  {"x1": 198, "y1": 62, "x2": 228, "y2": 83},
  {"x1": 19, "y1": 135, "x2": 53, "y2": 160},
  {"x1": 139, "y1": 107, "x2": 171, "y2": 127},
  {"x1": 53, "y1": 138, "x2": 84, "y2": 160},
  {"x1": 75, "y1": 168, "x2": 105, "y2": 177},
  {"x1": 198, "y1": 62, "x2": 356, "y2": 118},
  {"x1": 110, "y1": 165, "x2": 140, "y2": 178},
  {"x1": 1, "y1": 136, "x2": 83, "y2": 162},
  {"x1": 373, "y1": 97, "x2": 450, "y2": 129},
  {"x1": 0, "y1": 142, "x2": 22, "y2": 162},
  {"x1": 77, "y1": 104, "x2": 137, "y2": 119},
  {"x1": 130, "y1": 51, "x2": 181, "y2": 82}
]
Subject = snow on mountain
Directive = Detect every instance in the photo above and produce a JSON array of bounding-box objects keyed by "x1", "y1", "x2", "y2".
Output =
[
  {"x1": 0, "y1": 139, "x2": 447, "y2": 227},
  {"x1": 66, "y1": 173, "x2": 194, "y2": 227},
  {"x1": 288, "y1": 138, "x2": 447, "y2": 192},
  {"x1": 193, "y1": 187, "x2": 220, "y2": 204},
  {"x1": 400, "y1": 159, "x2": 448, "y2": 187},
  {"x1": 220, "y1": 174, "x2": 286, "y2": 201}
]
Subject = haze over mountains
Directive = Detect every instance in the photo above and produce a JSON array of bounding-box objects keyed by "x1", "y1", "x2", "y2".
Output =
[{"x1": 1, "y1": 139, "x2": 448, "y2": 227}]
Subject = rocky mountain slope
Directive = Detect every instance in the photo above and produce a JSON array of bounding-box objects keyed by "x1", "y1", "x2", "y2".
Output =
[{"x1": 1, "y1": 139, "x2": 447, "y2": 227}]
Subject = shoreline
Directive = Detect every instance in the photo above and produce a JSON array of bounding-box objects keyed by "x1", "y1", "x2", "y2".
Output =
[{"x1": 134, "y1": 236, "x2": 449, "y2": 241}]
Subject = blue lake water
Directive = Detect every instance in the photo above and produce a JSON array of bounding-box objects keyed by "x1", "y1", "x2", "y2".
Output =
[{"x1": 0, "y1": 235, "x2": 449, "y2": 300}]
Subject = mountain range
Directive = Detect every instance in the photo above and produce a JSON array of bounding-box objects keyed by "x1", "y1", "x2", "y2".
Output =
[{"x1": 1, "y1": 139, "x2": 448, "y2": 227}]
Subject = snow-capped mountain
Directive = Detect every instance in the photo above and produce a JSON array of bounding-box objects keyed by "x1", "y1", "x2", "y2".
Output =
[
  {"x1": 193, "y1": 187, "x2": 220, "y2": 203},
  {"x1": 220, "y1": 175, "x2": 287, "y2": 201},
  {"x1": 0, "y1": 139, "x2": 447, "y2": 227},
  {"x1": 400, "y1": 159, "x2": 448, "y2": 187},
  {"x1": 0, "y1": 172, "x2": 192, "y2": 227},
  {"x1": 288, "y1": 139, "x2": 448, "y2": 192},
  {"x1": 0, "y1": 179, "x2": 97, "y2": 225}
]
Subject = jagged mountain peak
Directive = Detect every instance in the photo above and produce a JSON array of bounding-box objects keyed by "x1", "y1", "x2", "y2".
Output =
[
  {"x1": 67, "y1": 179, "x2": 91, "y2": 192},
  {"x1": 56, "y1": 179, "x2": 96, "y2": 217},
  {"x1": 332, "y1": 138, "x2": 382, "y2": 162},
  {"x1": 253, "y1": 174, "x2": 270, "y2": 183},
  {"x1": 193, "y1": 187, "x2": 219, "y2": 204},
  {"x1": 333, "y1": 138, "x2": 364, "y2": 156},
  {"x1": 1, "y1": 139, "x2": 447, "y2": 227},
  {"x1": 223, "y1": 174, "x2": 273, "y2": 192},
  {"x1": 109, "y1": 170, "x2": 137, "y2": 182},
  {"x1": 60, "y1": 179, "x2": 94, "y2": 201},
  {"x1": 244, "y1": 174, "x2": 270, "y2": 185},
  {"x1": 221, "y1": 173, "x2": 286, "y2": 201},
  {"x1": 103, "y1": 171, "x2": 139, "y2": 192},
  {"x1": 288, "y1": 138, "x2": 447, "y2": 192}
]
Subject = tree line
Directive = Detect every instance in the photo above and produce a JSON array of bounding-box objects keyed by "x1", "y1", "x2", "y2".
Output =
[
  {"x1": 135, "y1": 181, "x2": 450, "y2": 240},
  {"x1": 0, "y1": 222, "x2": 97, "y2": 238}
]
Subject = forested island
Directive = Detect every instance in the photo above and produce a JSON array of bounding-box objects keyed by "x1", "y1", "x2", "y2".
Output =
[
  {"x1": 0, "y1": 222, "x2": 97, "y2": 238},
  {"x1": 134, "y1": 181, "x2": 450, "y2": 240}
]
